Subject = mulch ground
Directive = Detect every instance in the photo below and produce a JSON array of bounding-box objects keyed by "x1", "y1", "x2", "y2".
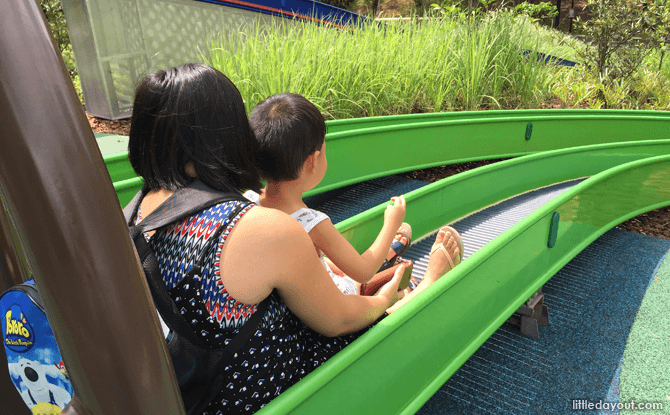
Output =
[{"x1": 87, "y1": 113, "x2": 131, "y2": 136}]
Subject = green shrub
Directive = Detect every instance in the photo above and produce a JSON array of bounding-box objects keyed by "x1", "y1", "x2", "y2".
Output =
[
  {"x1": 430, "y1": 0, "x2": 497, "y2": 19},
  {"x1": 206, "y1": 14, "x2": 568, "y2": 116},
  {"x1": 40, "y1": 0, "x2": 69, "y2": 54},
  {"x1": 512, "y1": 2, "x2": 557, "y2": 28},
  {"x1": 641, "y1": 0, "x2": 670, "y2": 73}
]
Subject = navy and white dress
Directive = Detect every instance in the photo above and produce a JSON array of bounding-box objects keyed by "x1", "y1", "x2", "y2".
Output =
[{"x1": 137, "y1": 199, "x2": 373, "y2": 414}]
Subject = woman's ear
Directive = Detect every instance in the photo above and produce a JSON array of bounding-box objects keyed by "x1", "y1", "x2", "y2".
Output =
[{"x1": 185, "y1": 160, "x2": 197, "y2": 178}]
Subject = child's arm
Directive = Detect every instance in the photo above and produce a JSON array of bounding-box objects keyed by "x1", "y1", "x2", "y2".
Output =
[{"x1": 309, "y1": 196, "x2": 406, "y2": 283}]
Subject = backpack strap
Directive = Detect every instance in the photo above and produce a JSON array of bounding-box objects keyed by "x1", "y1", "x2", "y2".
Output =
[
  {"x1": 124, "y1": 180, "x2": 246, "y2": 236},
  {"x1": 126, "y1": 180, "x2": 268, "y2": 351}
]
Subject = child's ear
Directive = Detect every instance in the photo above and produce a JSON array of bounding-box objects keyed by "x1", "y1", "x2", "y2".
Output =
[{"x1": 303, "y1": 150, "x2": 321, "y2": 174}]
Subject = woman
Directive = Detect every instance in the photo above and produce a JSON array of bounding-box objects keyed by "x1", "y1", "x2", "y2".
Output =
[{"x1": 127, "y1": 63, "x2": 462, "y2": 414}]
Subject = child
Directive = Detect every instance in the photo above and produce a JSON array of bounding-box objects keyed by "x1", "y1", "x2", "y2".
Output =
[{"x1": 246, "y1": 93, "x2": 414, "y2": 295}]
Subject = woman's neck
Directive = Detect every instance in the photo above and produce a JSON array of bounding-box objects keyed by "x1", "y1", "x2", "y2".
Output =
[
  {"x1": 138, "y1": 187, "x2": 175, "y2": 237},
  {"x1": 141, "y1": 188, "x2": 175, "y2": 217}
]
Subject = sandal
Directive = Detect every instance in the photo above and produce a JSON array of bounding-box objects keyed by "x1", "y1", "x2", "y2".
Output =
[
  {"x1": 377, "y1": 222, "x2": 412, "y2": 273},
  {"x1": 430, "y1": 226, "x2": 462, "y2": 273}
]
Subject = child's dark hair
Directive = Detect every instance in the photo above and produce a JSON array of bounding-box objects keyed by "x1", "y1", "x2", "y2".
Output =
[
  {"x1": 249, "y1": 93, "x2": 326, "y2": 182},
  {"x1": 128, "y1": 63, "x2": 262, "y2": 193}
]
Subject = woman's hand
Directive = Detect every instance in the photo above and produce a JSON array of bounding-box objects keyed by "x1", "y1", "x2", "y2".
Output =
[
  {"x1": 384, "y1": 195, "x2": 406, "y2": 231},
  {"x1": 375, "y1": 261, "x2": 408, "y2": 308}
]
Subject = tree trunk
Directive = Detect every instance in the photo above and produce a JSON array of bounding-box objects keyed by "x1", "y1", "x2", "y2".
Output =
[{"x1": 659, "y1": 50, "x2": 665, "y2": 73}]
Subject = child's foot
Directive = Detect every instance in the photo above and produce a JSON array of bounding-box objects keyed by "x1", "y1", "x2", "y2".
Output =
[
  {"x1": 378, "y1": 223, "x2": 412, "y2": 272},
  {"x1": 387, "y1": 234, "x2": 409, "y2": 260},
  {"x1": 424, "y1": 226, "x2": 461, "y2": 282}
]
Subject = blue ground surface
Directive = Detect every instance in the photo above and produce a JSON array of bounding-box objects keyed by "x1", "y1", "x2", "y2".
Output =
[{"x1": 418, "y1": 229, "x2": 670, "y2": 415}]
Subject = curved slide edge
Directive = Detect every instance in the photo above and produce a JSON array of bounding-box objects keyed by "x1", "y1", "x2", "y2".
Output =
[
  {"x1": 317, "y1": 110, "x2": 670, "y2": 195},
  {"x1": 257, "y1": 148, "x2": 670, "y2": 414},
  {"x1": 325, "y1": 108, "x2": 670, "y2": 134}
]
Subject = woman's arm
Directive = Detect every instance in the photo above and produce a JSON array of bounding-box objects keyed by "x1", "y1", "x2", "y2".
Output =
[
  {"x1": 218, "y1": 206, "x2": 405, "y2": 337},
  {"x1": 309, "y1": 196, "x2": 406, "y2": 283},
  {"x1": 276, "y1": 233, "x2": 406, "y2": 336}
]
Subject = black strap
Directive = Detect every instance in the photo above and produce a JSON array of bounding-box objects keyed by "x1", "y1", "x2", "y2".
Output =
[
  {"x1": 125, "y1": 180, "x2": 247, "y2": 237},
  {"x1": 127, "y1": 180, "x2": 269, "y2": 351}
]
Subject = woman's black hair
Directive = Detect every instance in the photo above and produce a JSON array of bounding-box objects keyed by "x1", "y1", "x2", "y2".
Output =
[
  {"x1": 248, "y1": 93, "x2": 326, "y2": 182},
  {"x1": 128, "y1": 64, "x2": 262, "y2": 193}
]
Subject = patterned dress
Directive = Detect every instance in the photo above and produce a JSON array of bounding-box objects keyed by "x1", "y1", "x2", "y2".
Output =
[{"x1": 138, "y1": 199, "x2": 373, "y2": 414}]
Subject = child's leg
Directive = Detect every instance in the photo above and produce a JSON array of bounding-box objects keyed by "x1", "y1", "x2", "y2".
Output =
[
  {"x1": 324, "y1": 222, "x2": 412, "y2": 295},
  {"x1": 387, "y1": 227, "x2": 462, "y2": 313}
]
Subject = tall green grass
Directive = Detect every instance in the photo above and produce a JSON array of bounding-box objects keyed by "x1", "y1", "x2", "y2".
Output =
[{"x1": 205, "y1": 14, "x2": 571, "y2": 118}]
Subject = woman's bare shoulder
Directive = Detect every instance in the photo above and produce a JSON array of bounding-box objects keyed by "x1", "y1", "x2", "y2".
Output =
[
  {"x1": 241, "y1": 205, "x2": 302, "y2": 230},
  {"x1": 219, "y1": 204, "x2": 315, "y2": 300},
  {"x1": 229, "y1": 205, "x2": 312, "y2": 256}
]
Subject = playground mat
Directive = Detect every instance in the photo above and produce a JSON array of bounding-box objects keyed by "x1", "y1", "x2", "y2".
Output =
[
  {"x1": 618, "y1": 253, "x2": 670, "y2": 415},
  {"x1": 417, "y1": 228, "x2": 669, "y2": 415}
]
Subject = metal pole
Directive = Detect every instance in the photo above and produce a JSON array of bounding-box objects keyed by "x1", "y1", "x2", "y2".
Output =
[
  {"x1": 569, "y1": 0, "x2": 575, "y2": 33},
  {"x1": 0, "y1": 151, "x2": 31, "y2": 415},
  {"x1": 0, "y1": 199, "x2": 28, "y2": 290},
  {"x1": 0, "y1": 0, "x2": 184, "y2": 413}
]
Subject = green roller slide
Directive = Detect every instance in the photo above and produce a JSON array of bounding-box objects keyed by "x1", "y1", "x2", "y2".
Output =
[
  {"x1": 337, "y1": 140, "x2": 670, "y2": 253},
  {"x1": 319, "y1": 109, "x2": 670, "y2": 194},
  {"x1": 258, "y1": 146, "x2": 670, "y2": 415},
  {"x1": 105, "y1": 109, "x2": 670, "y2": 207},
  {"x1": 102, "y1": 112, "x2": 670, "y2": 414},
  {"x1": 325, "y1": 108, "x2": 670, "y2": 135}
]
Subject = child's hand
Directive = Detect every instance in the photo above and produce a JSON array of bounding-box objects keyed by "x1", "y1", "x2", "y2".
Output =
[
  {"x1": 376, "y1": 262, "x2": 409, "y2": 307},
  {"x1": 384, "y1": 195, "x2": 406, "y2": 230}
]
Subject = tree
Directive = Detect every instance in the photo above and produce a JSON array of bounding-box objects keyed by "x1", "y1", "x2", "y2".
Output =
[
  {"x1": 641, "y1": 0, "x2": 670, "y2": 72},
  {"x1": 576, "y1": 0, "x2": 652, "y2": 82}
]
